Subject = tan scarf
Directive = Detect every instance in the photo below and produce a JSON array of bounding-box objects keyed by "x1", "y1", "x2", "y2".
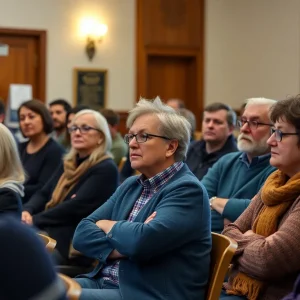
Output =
[
  {"x1": 45, "y1": 154, "x2": 110, "y2": 209},
  {"x1": 227, "y1": 170, "x2": 300, "y2": 300}
]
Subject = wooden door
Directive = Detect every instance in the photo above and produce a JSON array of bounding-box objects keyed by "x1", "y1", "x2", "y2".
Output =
[
  {"x1": 147, "y1": 55, "x2": 198, "y2": 113},
  {"x1": 0, "y1": 28, "x2": 46, "y2": 106},
  {"x1": 136, "y1": 0, "x2": 204, "y2": 130}
]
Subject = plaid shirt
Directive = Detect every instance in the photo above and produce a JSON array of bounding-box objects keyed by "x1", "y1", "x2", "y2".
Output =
[{"x1": 101, "y1": 161, "x2": 184, "y2": 286}]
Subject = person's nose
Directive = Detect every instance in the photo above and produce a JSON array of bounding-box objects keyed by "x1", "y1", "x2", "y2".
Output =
[
  {"x1": 73, "y1": 128, "x2": 82, "y2": 136},
  {"x1": 240, "y1": 121, "x2": 251, "y2": 133},
  {"x1": 129, "y1": 136, "x2": 138, "y2": 148},
  {"x1": 267, "y1": 131, "x2": 277, "y2": 146},
  {"x1": 23, "y1": 117, "x2": 30, "y2": 124},
  {"x1": 207, "y1": 120, "x2": 214, "y2": 128}
]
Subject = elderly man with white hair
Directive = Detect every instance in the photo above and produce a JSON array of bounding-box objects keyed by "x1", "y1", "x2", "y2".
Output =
[
  {"x1": 202, "y1": 97, "x2": 277, "y2": 233},
  {"x1": 72, "y1": 97, "x2": 211, "y2": 300}
]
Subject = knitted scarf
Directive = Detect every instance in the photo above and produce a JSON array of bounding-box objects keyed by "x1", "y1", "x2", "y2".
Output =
[
  {"x1": 45, "y1": 154, "x2": 110, "y2": 209},
  {"x1": 227, "y1": 170, "x2": 300, "y2": 300}
]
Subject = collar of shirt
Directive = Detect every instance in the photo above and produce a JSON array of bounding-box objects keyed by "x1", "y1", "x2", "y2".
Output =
[
  {"x1": 239, "y1": 152, "x2": 271, "y2": 168},
  {"x1": 137, "y1": 161, "x2": 184, "y2": 193}
]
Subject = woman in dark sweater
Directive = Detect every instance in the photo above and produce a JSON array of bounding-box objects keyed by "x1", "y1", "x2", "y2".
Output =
[
  {"x1": 22, "y1": 109, "x2": 119, "y2": 264},
  {"x1": 0, "y1": 124, "x2": 25, "y2": 218},
  {"x1": 18, "y1": 100, "x2": 64, "y2": 203}
]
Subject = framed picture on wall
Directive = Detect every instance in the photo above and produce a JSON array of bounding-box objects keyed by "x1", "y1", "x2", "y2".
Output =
[{"x1": 73, "y1": 68, "x2": 107, "y2": 110}]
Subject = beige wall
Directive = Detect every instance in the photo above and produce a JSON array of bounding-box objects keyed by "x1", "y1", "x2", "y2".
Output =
[
  {"x1": 1, "y1": 0, "x2": 300, "y2": 111},
  {"x1": 0, "y1": 0, "x2": 136, "y2": 110},
  {"x1": 205, "y1": 0, "x2": 300, "y2": 109}
]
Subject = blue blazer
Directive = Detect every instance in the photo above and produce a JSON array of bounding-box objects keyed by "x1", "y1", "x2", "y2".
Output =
[{"x1": 73, "y1": 164, "x2": 211, "y2": 300}]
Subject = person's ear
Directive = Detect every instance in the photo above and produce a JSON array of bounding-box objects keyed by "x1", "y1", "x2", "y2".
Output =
[{"x1": 166, "y1": 139, "x2": 178, "y2": 158}]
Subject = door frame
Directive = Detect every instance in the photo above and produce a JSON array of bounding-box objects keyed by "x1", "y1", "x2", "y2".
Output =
[{"x1": 0, "y1": 27, "x2": 47, "y2": 102}]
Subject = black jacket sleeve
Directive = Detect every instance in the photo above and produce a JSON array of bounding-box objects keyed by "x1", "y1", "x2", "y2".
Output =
[
  {"x1": 23, "y1": 164, "x2": 64, "y2": 215},
  {"x1": 23, "y1": 143, "x2": 64, "y2": 201},
  {"x1": 32, "y1": 159, "x2": 119, "y2": 228}
]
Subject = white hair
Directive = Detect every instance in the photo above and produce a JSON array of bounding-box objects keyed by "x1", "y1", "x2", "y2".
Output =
[
  {"x1": 65, "y1": 109, "x2": 112, "y2": 163},
  {"x1": 245, "y1": 97, "x2": 277, "y2": 108},
  {"x1": 126, "y1": 97, "x2": 191, "y2": 161}
]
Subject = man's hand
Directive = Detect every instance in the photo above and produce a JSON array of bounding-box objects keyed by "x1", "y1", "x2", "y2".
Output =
[
  {"x1": 22, "y1": 211, "x2": 33, "y2": 225},
  {"x1": 210, "y1": 197, "x2": 228, "y2": 215},
  {"x1": 144, "y1": 211, "x2": 156, "y2": 224},
  {"x1": 96, "y1": 220, "x2": 117, "y2": 234}
]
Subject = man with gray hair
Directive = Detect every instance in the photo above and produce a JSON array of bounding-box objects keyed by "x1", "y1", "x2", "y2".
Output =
[
  {"x1": 73, "y1": 97, "x2": 211, "y2": 300},
  {"x1": 202, "y1": 98, "x2": 277, "y2": 233}
]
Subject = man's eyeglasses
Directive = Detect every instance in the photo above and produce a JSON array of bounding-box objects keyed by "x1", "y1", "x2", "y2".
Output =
[
  {"x1": 237, "y1": 119, "x2": 273, "y2": 130},
  {"x1": 68, "y1": 125, "x2": 101, "y2": 134},
  {"x1": 270, "y1": 128, "x2": 298, "y2": 142},
  {"x1": 124, "y1": 133, "x2": 171, "y2": 144}
]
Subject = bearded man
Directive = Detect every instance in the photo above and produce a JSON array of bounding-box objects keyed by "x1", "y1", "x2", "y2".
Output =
[
  {"x1": 49, "y1": 99, "x2": 71, "y2": 149},
  {"x1": 201, "y1": 98, "x2": 277, "y2": 233}
]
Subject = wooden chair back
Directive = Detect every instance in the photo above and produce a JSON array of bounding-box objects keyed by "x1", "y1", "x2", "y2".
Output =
[
  {"x1": 38, "y1": 233, "x2": 57, "y2": 253},
  {"x1": 118, "y1": 156, "x2": 127, "y2": 172},
  {"x1": 58, "y1": 273, "x2": 81, "y2": 300},
  {"x1": 206, "y1": 232, "x2": 237, "y2": 300},
  {"x1": 194, "y1": 131, "x2": 202, "y2": 140}
]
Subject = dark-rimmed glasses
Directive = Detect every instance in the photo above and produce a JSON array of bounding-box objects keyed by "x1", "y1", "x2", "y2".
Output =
[
  {"x1": 270, "y1": 128, "x2": 298, "y2": 142},
  {"x1": 237, "y1": 119, "x2": 273, "y2": 130},
  {"x1": 68, "y1": 125, "x2": 101, "y2": 134},
  {"x1": 124, "y1": 133, "x2": 171, "y2": 144}
]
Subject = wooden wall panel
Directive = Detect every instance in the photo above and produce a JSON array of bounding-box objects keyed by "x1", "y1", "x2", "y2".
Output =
[
  {"x1": 147, "y1": 56, "x2": 194, "y2": 101},
  {"x1": 136, "y1": 0, "x2": 204, "y2": 130},
  {"x1": 142, "y1": 0, "x2": 202, "y2": 48}
]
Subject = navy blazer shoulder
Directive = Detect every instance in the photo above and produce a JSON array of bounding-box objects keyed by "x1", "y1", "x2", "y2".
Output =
[{"x1": 0, "y1": 188, "x2": 22, "y2": 219}]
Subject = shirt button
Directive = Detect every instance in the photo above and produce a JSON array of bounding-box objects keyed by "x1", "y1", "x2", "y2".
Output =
[{"x1": 108, "y1": 233, "x2": 112, "y2": 238}]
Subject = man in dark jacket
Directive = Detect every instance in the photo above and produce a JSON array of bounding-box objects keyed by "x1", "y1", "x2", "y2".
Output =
[{"x1": 186, "y1": 102, "x2": 238, "y2": 180}]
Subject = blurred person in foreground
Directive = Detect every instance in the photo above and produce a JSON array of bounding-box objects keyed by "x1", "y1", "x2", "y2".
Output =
[{"x1": 0, "y1": 215, "x2": 67, "y2": 300}]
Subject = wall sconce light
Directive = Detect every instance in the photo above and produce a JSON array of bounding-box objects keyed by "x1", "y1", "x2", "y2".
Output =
[{"x1": 80, "y1": 18, "x2": 108, "y2": 61}]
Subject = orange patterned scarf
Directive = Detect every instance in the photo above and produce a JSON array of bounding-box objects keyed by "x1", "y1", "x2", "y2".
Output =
[{"x1": 227, "y1": 170, "x2": 300, "y2": 299}]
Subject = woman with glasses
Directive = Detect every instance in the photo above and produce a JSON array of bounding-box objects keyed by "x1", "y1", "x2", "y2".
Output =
[
  {"x1": 22, "y1": 109, "x2": 119, "y2": 265},
  {"x1": 18, "y1": 100, "x2": 65, "y2": 203},
  {"x1": 221, "y1": 96, "x2": 300, "y2": 300}
]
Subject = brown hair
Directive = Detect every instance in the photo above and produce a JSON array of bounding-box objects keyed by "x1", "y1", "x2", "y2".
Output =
[
  {"x1": 99, "y1": 108, "x2": 120, "y2": 126},
  {"x1": 18, "y1": 99, "x2": 53, "y2": 134},
  {"x1": 204, "y1": 102, "x2": 237, "y2": 127},
  {"x1": 270, "y1": 95, "x2": 300, "y2": 143}
]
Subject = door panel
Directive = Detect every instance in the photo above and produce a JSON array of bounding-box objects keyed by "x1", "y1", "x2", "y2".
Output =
[
  {"x1": 0, "y1": 28, "x2": 46, "y2": 106},
  {"x1": 136, "y1": 0, "x2": 204, "y2": 130},
  {"x1": 0, "y1": 35, "x2": 38, "y2": 105},
  {"x1": 147, "y1": 55, "x2": 197, "y2": 112}
]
